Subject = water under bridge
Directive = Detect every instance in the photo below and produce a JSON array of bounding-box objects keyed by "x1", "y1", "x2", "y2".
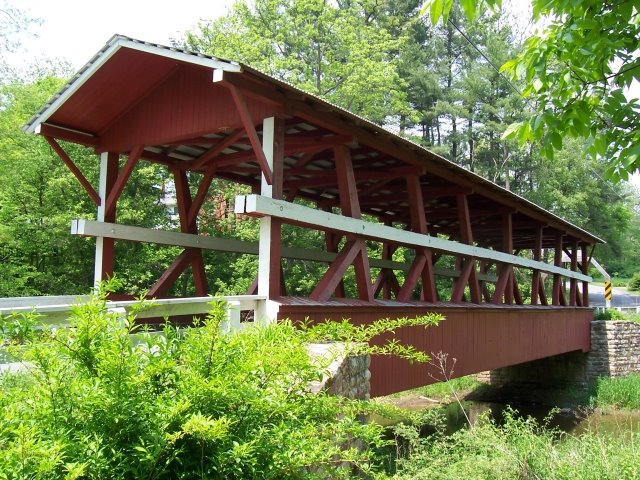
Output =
[{"x1": 6, "y1": 35, "x2": 599, "y2": 396}]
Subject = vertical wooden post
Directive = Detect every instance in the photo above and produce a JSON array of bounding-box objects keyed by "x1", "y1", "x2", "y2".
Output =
[
  {"x1": 569, "y1": 239, "x2": 578, "y2": 306},
  {"x1": 453, "y1": 194, "x2": 481, "y2": 303},
  {"x1": 531, "y1": 225, "x2": 543, "y2": 305},
  {"x1": 552, "y1": 233, "x2": 564, "y2": 305},
  {"x1": 398, "y1": 175, "x2": 436, "y2": 302},
  {"x1": 581, "y1": 242, "x2": 589, "y2": 306},
  {"x1": 94, "y1": 152, "x2": 119, "y2": 286},
  {"x1": 258, "y1": 117, "x2": 285, "y2": 298},
  {"x1": 173, "y1": 170, "x2": 208, "y2": 296},
  {"x1": 503, "y1": 213, "x2": 514, "y2": 304}
]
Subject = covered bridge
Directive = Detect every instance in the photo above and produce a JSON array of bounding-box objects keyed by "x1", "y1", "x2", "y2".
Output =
[{"x1": 23, "y1": 35, "x2": 600, "y2": 395}]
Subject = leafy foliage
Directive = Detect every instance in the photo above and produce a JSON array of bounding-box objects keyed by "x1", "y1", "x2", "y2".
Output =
[
  {"x1": 423, "y1": 0, "x2": 640, "y2": 182},
  {"x1": 0, "y1": 75, "x2": 180, "y2": 297},
  {"x1": 593, "y1": 308, "x2": 627, "y2": 321},
  {"x1": 0, "y1": 291, "x2": 441, "y2": 478},
  {"x1": 628, "y1": 271, "x2": 640, "y2": 292}
]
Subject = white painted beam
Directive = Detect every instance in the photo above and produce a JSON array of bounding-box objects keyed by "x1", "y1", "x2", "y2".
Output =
[
  {"x1": 73, "y1": 219, "x2": 257, "y2": 253},
  {"x1": 72, "y1": 220, "x2": 501, "y2": 282},
  {"x1": 94, "y1": 152, "x2": 109, "y2": 286},
  {"x1": 235, "y1": 194, "x2": 592, "y2": 283},
  {"x1": 258, "y1": 116, "x2": 276, "y2": 298}
]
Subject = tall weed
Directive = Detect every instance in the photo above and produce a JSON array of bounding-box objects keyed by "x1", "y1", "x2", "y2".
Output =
[
  {"x1": 591, "y1": 374, "x2": 640, "y2": 410},
  {"x1": 392, "y1": 409, "x2": 640, "y2": 479}
]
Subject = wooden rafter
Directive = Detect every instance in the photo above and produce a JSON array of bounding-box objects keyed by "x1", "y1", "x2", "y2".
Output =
[{"x1": 191, "y1": 129, "x2": 246, "y2": 170}]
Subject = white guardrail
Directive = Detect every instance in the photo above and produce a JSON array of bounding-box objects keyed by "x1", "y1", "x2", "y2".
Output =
[
  {"x1": 0, "y1": 295, "x2": 268, "y2": 368},
  {"x1": 0, "y1": 295, "x2": 267, "y2": 329}
]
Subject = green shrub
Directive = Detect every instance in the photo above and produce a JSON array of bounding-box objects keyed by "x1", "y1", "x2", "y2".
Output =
[
  {"x1": 0, "y1": 291, "x2": 440, "y2": 479},
  {"x1": 591, "y1": 374, "x2": 640, "y2": 410},
  {"x1": 593, "y1": 309, "x2": 627, "y2": 320},
  {"x1": 628, "y1": 272, "x2": 640, "y2": 291}
]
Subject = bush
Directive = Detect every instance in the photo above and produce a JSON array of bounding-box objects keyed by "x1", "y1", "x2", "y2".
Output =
[
  {"x1": 593, "y1": 309, "x2": 627, "y2": 320},
  {"x1": 628, "y1": 272, "x2": 640, "y2": 291},
  {"x1": 0, "y1": 291, "x2": 441, "y2": 479}
]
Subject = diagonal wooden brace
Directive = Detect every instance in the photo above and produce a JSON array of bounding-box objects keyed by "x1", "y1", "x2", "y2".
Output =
[
  {"x1": 310, "y1": 239, "x2": 364, "y2": 301},
  {"x1": 228, "y1": 85, "x2": 273, "y2": 184},
  {"x1": 45, "y1": 136, "x2": 100, "y2": 205},
  {"x1": 104, "y1": 146, "x2": 143, "y2": 219}
]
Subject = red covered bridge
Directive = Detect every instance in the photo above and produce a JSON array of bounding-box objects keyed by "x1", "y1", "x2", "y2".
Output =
[{"x1": 23, "y1": 35, "x2": 599, "y2": 396}]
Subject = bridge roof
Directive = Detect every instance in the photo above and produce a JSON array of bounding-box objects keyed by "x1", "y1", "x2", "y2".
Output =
[{"x1": 24, "y1": 35, "x2": 602, "y2": 250}]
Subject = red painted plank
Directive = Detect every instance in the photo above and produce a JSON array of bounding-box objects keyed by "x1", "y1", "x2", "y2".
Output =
[{"x1": 278, "y1": 302, "x2": 592, "y2": 396}]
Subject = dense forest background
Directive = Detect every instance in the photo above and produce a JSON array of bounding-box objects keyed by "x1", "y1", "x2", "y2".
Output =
[{"x1": 1, "y1": 0, "x2": 638, "y2": 297}]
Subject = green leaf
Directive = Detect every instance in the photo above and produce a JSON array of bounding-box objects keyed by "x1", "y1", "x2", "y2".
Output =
[
  {"x1": 501, "y1": 121, "x2": 523, "y2": 140},
  {"x1": 460, "y1": 0, "x2": 477, "y2": 19},
  {"x1": 429, "y1": 0, "x2": 444, "y2": 25},
  {"x1": 533, "y1": 78, "x2": 544, "y2": 92},
  {"x1": 550, "y1": 131, "x2": 563, "y2": 150}
]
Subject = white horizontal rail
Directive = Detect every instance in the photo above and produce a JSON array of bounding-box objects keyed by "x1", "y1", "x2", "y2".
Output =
[
  {"x1": 0, "y1": 295, "x2": 267, "y2": 327},
  {"x1": 235, "y1": 194, "x2": 592, "y2": 283},
  {"x1": 70, "y1": 220, "x2": 498, "y2": 282}
]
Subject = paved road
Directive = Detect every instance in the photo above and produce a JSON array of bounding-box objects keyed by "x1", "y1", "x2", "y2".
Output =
[{"x1": 589, "y1": 284, "x2": 640, "y2": 307}]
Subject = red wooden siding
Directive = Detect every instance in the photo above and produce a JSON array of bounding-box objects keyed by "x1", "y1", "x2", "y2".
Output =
[
  {"x1": 277, "y1": 302, "x2": 592, "y2": 397},
  {"x1": 98, "y1": 66, "x2": 282, "y2": 152},
  {"x1": 51, "y1": 49, "x2": 178, "y2": 134}
]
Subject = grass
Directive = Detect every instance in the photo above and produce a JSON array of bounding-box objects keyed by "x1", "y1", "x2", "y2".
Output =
[
  {"x1": 418, "y1": 375, "x2": 482, "y2": 400},
  {"x1": 591, "y1": 276, "x2": 631, "y2": 288},
  {"x1": 387, "y1": 373, "x2": 640, "y2": 478},
  {"x1": 591, "y1": 373, "x2": 640, "y2": 410},
  {"x1": 391, "y1": 409, "x2": 640, "y2": 479}
]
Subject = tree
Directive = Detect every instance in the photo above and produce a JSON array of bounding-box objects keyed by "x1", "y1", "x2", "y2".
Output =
[
  {"x1": 423, "y1": 0, "x2": 640, "y2": 182},
  {"x1": 183, "y1": 0, "x2": 410, "y2": 124},
  {"x1": 0, "y1": 75, "x2": 178, "y2": 296}
]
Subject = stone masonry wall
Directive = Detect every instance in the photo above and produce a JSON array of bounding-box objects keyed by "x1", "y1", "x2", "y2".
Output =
[
  {"x1": 475, "y1": 320, "x2": 640, "y2": 404},
  {"x1": 587, "y1": 320, "x2": 640, "y2": 379},
  {"x1": 307, "y1": 343, "x2": 371, "y2": 400}
]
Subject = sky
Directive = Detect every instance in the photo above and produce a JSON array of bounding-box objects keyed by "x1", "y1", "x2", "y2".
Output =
[{"x1": 6, "y1": 0, "x2": 236, "y2": 71}]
